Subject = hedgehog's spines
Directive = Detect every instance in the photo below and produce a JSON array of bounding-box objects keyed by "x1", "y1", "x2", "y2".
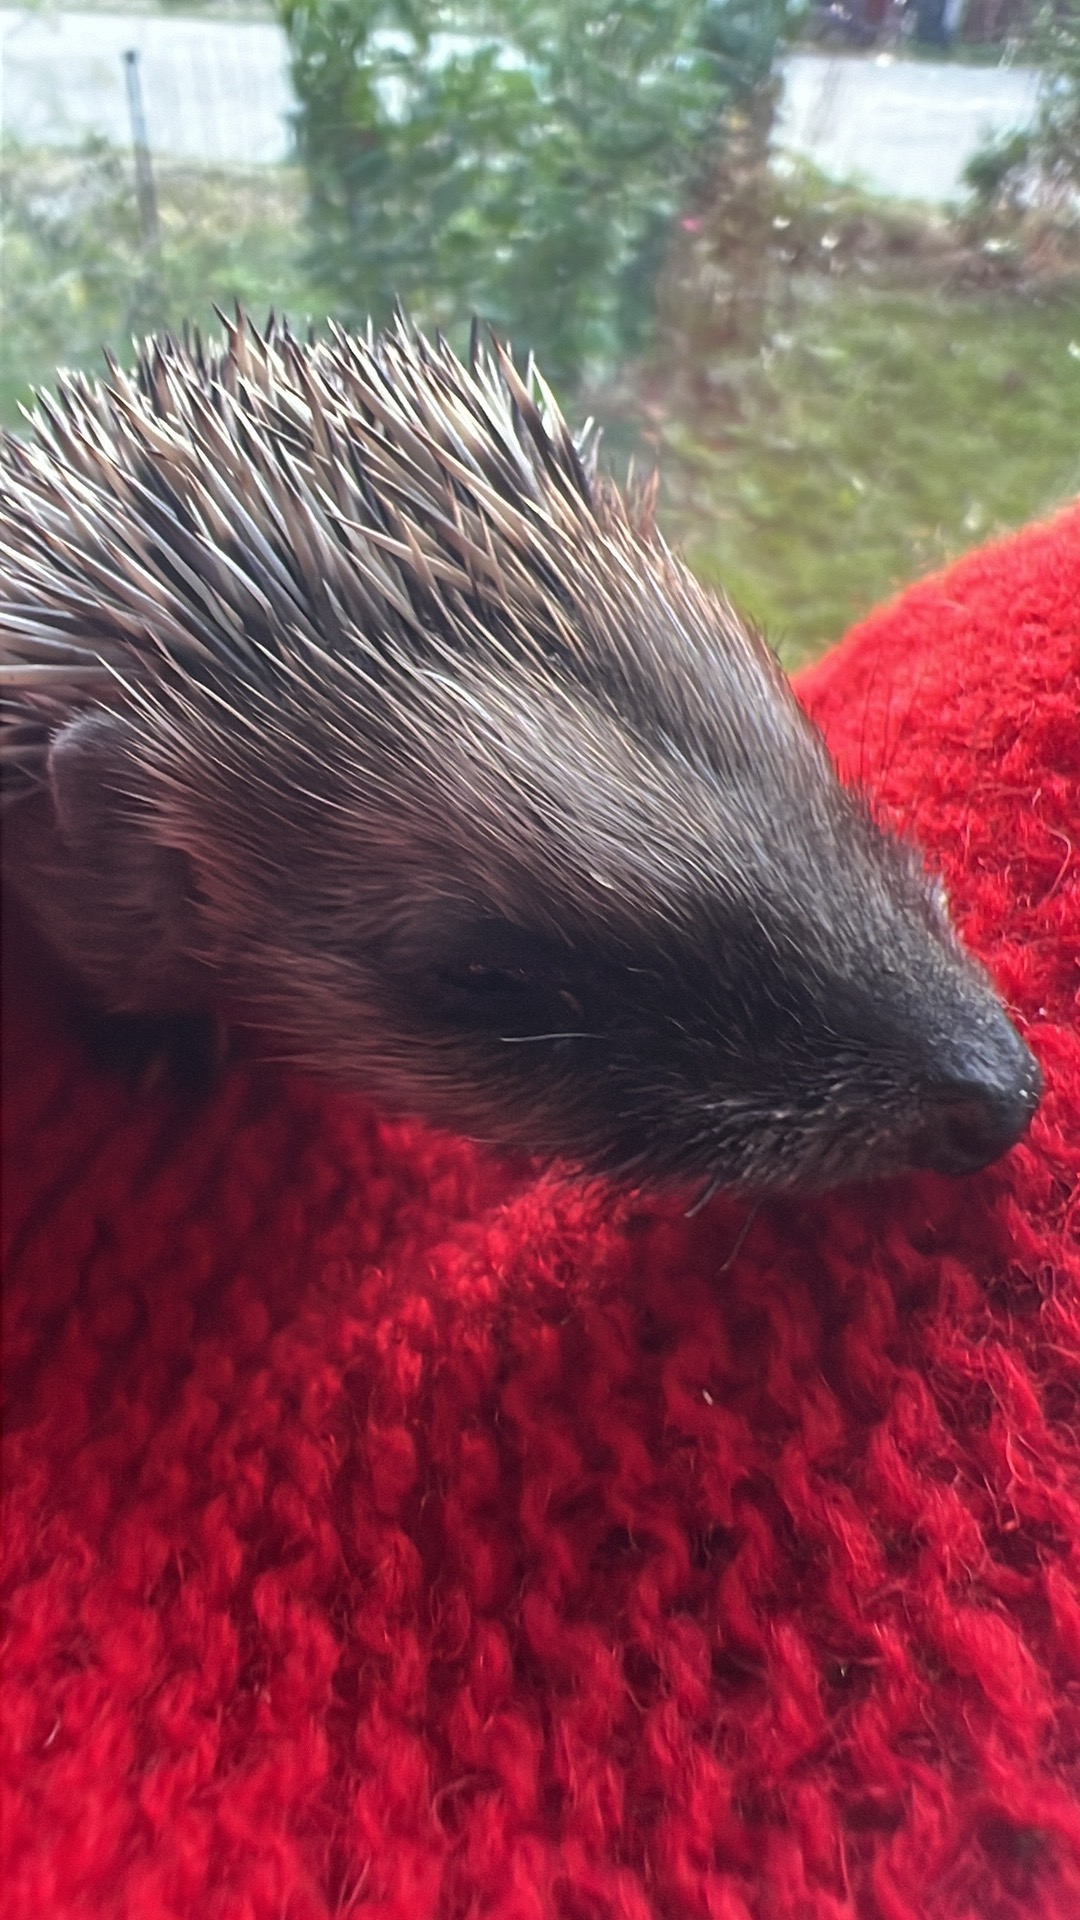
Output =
[{"x1": 0, "y1": 307, "x2": 761, "y2": 810}]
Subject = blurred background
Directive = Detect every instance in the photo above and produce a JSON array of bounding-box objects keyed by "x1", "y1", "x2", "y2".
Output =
[{"x1": 1, "y1": 0, "x2": 1077, "y2": 663}]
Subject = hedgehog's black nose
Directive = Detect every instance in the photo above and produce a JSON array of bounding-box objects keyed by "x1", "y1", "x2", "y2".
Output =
[{"x1": 908, "y1": 1051, "x2": 1042, "y2": 1176}]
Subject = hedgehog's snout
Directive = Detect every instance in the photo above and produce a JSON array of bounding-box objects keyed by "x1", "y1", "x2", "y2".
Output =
[{"x1": 907, "y1": 1023, "x2": 1042, "y2": 1175}]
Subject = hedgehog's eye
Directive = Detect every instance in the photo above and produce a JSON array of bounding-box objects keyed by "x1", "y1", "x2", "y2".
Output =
[
  {"x1": 414, "y1": 920, "x2": 590, "y2": 1038},
  {"x1": 440, "y1": 960, "x2": 539, "y2": 997}
]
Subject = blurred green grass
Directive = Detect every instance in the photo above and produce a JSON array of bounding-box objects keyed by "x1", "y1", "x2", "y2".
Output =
[
  {"x1": 2, "y1": 141, "x2": 1078, "y2": 665},
  {"x1": 0, "y1": 145, "x2": 325, "y2": 422},
  {"x1": 663, "y1": 283, "x2": 1080, "y2": 663}
]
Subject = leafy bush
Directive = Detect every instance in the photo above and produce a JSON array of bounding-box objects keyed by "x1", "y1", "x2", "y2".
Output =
[
  {"x1": 1030, "y1": 0, "x2": 1080, "y2": 203},
  {"x1": 962, "y1": 128, "x2": 1034, "y2": 207},
  {"x1": 699, "y1": 0, "x2": 797, "y2": 91},
  {"x1": 964, "y1": 1, "x2": 1080, "y2": 214},
  {"x1": 279, "y1": 0, "x2": 791, "y2": 387}
]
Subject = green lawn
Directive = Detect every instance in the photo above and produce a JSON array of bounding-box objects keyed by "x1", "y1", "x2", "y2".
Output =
[
  {"x1": 0, "y1": 145, "x2": 324, "y2": 423},
  {"x1": 661, "y1": 282, "x2": 1080, "y2": 664},
  {"x1": 3, "y1": 141, "x2": 1078, "y2": 666}
]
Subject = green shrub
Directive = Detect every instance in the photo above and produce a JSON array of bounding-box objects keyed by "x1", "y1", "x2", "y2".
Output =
[
  {"x1": 278, "y1": 0, "x2": 792, "y2": 387},
  {"x1": 964, "y1": 1, "x2": 1080, "y2": 214},
  {"x1": 962, "y1": 128, "x2": 1033, "y2": 207},
  {"x1": 1031, "y1": 0, "x2": 1080, "y2": 202}
]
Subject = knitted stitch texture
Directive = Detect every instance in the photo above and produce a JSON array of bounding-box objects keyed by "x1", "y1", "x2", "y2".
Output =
[{"x1": 3, "y1": 509, "x2": 1079, "y2": 1920}]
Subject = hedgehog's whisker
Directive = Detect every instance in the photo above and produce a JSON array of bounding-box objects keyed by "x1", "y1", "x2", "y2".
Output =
[
  {"x1": 684, "y1": 1172, "x2": 724, "y2": 1219},
  {"x1": 498, "y1": 1031, "x2": 604, "y2": 1044},
  {"x1": 719, "y1": 1201, "x2": 762, "y2": 1271}
]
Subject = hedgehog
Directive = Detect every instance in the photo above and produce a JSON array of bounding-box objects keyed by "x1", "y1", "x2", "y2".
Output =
[{"x1": 0, "y1": 311, "x2": 1040, "y2": 1195}]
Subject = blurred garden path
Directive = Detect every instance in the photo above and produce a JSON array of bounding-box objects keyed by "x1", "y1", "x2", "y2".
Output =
[
  {"x1": 777, "y1": 51, "x2": 1042, "y2": 201},
  {"x1": 0, "y1": 10, "x2": 1043, "y2": 204}
]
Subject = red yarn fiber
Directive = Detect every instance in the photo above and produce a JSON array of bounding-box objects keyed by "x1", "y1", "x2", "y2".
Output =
[{"x1": 3, "y1": 511, "x2": 1079, "y2": 1920}]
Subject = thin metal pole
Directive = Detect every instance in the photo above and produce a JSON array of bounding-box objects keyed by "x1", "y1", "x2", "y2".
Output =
[{"x1": 122, "y1": 49, "x2": 161, "y2": 255}]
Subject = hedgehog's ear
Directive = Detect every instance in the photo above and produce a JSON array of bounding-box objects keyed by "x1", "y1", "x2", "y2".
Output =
[
  {"x1": 36, "y1": 712, "x2": 205, "y2": 1014},
  {"x1": 47, "y1": 711, "x2": 137, "y2": 851}
]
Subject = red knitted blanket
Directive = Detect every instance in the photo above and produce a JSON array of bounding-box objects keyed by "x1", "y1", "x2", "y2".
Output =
[{"x1": 3, "y1": 510, "x2": 1079, "y2": 1920}]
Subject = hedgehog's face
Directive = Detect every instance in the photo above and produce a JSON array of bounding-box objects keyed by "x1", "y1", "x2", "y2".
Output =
[
  {"x1": 277, "y1": 701, "x2": 1041, "y2": 1195},
  {"x1": 165, "y1": 565, "x2": 1039, "y2": 1195}
]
